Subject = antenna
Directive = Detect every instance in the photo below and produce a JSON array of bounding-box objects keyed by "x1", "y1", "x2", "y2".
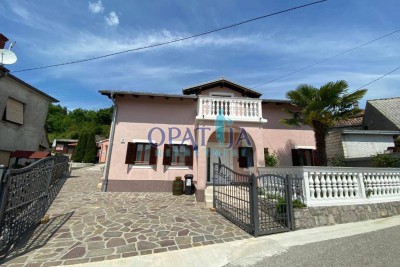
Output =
[
  {"x1": 9, "y1": 42, "x2": 16, "y2": 50},
  {"x1": 0, "y1": 49, "x2": 17, "y2": 65}
]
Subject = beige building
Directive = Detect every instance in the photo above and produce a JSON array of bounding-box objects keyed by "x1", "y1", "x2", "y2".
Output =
[{"x1": 0, "y1": 66, "x2": 58, "y2": 166}]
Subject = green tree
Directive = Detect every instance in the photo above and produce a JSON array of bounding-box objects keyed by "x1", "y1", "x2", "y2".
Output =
[
  {"x1": 281, "y1": 80, "x2": 367, "y2": 166},
  {"x1": 83, "y1": 132, "x2": 97, "y2": 163},
  {"x1": 45, "y1": 104, "x2": 113, "y2": 142},
  {"x1": 96, "y1": 107, "x2": 113, "y2": 125},
  {"x1": 72, "y1": 132, "x2": 88, "y2": 162}
]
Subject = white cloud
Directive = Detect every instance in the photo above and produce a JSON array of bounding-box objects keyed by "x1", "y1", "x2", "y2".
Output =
[
  {"x1": 88, "y1": 1, "x2": 104, "y2": 14},
  {"x1": 105, "y1": 11, "x2": 119, "y2": 26}
]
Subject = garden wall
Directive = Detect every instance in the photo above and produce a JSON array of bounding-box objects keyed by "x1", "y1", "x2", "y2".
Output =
[{"x1": 294, "y1": 201, "x2": 400, "y2": 229}]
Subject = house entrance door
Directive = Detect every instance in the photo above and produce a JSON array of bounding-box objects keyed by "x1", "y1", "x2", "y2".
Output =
[{"x1": 207, "y1": 143, "x2": 233, "y2": 183}]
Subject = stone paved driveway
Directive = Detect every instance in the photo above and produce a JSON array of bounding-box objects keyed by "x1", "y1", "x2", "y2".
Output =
[{"x1": 2, "y1": 168, "x2": 250, "y2": 266}]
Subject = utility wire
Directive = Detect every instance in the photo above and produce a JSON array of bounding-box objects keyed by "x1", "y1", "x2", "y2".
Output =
[
  {"x1": 11, "y1": 0, "x2": 327, "y2": 73},
  {"x1": 356, "y1": 66, "x2": 400, "y2": 90},
  {"x1": 253, "y1": 28, "x2": 400, "y2": 88}
]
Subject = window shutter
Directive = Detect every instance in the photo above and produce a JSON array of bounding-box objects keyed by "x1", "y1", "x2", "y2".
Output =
[
  {"x1": 291, "y1": 149, "x2": 301, "y2": 166},
  {"x1": 247, "y1": 147, "x2": 254, "y2": 167},
  {"x1": 125, "y1": 142, "x2": 137, "y2": 164},
  {"x1": 149, "y1": 145, "x2": 158, "y2": 165},
  {"x1": 238, "y1": 147, "x2": 247, "y2": 168},
  {"x1": 5, "y1": 98, "x2": 24, "y2": 124},
  {"x1": 163, "y1": 144, "x2": 172, "y2": 165},
  {"x1": 185, "y1": 145, "x2": 193, "y2": 166}
]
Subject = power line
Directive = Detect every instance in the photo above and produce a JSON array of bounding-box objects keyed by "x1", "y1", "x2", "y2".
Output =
[
  {"x1": 11, "y1": 0, "x2": 327, "y2": 73},
  {"x1": 356, "y1": 66, "x2": 400, "y2": 90},
  {"x1": 253, "y1": 28, "x2": 400, "y2": 88}
]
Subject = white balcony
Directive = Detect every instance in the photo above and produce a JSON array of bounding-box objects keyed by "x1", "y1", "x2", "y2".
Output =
[{"x1": 196, "y1": 96, "x2": 267, "y2": 123}]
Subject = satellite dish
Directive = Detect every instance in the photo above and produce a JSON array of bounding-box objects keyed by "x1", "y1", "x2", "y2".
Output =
[{"x1": 0, "y1": 49, "x2": 17, "y2": 65}]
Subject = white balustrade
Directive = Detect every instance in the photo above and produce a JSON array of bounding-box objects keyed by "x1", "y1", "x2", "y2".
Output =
[
  {"x1": 197, "y1": 96, "x2": 266, "y2": 122},
  {"x1": 258, "y1": 166, "x2": 400, "y2": 207}
]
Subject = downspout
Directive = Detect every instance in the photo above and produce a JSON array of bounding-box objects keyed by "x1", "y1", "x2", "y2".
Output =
[{"x1": 102, "y1": 93, "x2": 117, "y2": 192}]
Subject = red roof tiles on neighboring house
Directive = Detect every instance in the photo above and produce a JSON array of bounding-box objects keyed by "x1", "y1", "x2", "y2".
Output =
[
  {"x1": 10, "y1": 150, "x2": 51, "y2": 159},
  {"x1": 334, "y1": 112, "x2": 364, "y2": 128}
]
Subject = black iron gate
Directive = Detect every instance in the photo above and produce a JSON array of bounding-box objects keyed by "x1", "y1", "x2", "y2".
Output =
[
  {"x1": 213, "y1": 163, "x2": 294, "y2": 236},
  {"x1": 0, "y1": 156, "x2": 70, "y2": 255}
]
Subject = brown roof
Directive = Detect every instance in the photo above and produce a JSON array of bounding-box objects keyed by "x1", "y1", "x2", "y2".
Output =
[
  {"x1": 334, "y1": 112, "x2": 364, "y2": 128},
  {"x1": 10, "y1": 150, "x2": 51, "y2": 159},
  {"x1": 182, "y1": 78, "x2": 262, "y2": 98}
]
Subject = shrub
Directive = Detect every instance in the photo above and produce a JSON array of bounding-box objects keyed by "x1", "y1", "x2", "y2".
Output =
[
  {"x1": 276, "y1": 197, "x2": 306, "y2": 213},
  {"x1": 264, "y1": 150, "x2": 279, "y2": 167},
  {"x1": 329, "y1": 155, "x2": 345, "y2": 167},
  {"x1": 257, "y1": 188, "x2": 280, "y2": 199},
  {"x1": 83, "y1": 132, "x2": 97, "y2": 163},
  {"x1": 257, "y1": 187, "x2": 266, "y2": 196},
  {"x1": 276, "y1": 197, "x2": 286, "y2": 214},
  {"x1": 371, "y1": 154, "x2": 400, "y2": 168},
  {"x1": 72, "y1": 132, "x2": 88, "y2": 162},
  {"x1": 293, "y1": 199, "x2": 306, "y2": 209}
]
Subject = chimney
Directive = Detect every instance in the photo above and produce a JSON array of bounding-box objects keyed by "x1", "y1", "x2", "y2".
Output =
[{"x1": 0, "y1": 34, "x2": 9, "y2": 49}]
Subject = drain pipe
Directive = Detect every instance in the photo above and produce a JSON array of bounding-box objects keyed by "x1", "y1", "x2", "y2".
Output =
[{"x1": 103, "y1": 93, "x2": 117, "y2": 192}]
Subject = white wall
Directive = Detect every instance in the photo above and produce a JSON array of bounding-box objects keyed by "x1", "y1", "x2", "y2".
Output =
[{"x1": 342, "y1": 133, "x2": 395, "y2": 158}]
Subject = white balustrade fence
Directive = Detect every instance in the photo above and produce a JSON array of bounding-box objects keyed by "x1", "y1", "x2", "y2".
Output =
[
  {"x1": 197, "y1": 96, "x2": 265, "y2": 122},
  {"x1": 258, "y1": 166, "x2": 400, "y2": 207}
]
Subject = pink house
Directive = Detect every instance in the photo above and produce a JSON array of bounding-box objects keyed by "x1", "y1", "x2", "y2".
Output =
[
  {"x1": 97, "y1": 139, "x2": 109, "y2": 163},
  {"x1": 99, "y1": 79, "x2": 315, "y2": 204}
]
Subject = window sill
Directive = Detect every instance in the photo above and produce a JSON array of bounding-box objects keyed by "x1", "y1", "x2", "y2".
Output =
[
  {"x1": 129, "y1": 165, "x2": 155, "y2": 169},
  {"x1": 166, "y1": 166, "x2": 190, "y2": 170}
]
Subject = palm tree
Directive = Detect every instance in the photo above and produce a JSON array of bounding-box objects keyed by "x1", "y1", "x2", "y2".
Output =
[{"x1": 281, "y1": 80, "x2": 367, "y2": 166}]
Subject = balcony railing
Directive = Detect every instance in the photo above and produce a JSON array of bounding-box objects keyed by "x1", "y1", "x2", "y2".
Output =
[{"x1": 196, "y1": 96, "x2": 267, "y2": 122}]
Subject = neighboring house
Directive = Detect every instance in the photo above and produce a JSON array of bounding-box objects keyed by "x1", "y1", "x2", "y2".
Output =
[
  {"x1": 8, "y1": 150, "x2": 51, "y2": 168},
  {"x1": 362, "y1": 97, "x2": 400, "y2": 131},
  {"x1": 326, "y1": 97, "x2": 400, "y2": 166},
  {"x1": 97, "y1": 139, "x2": 109, "y2": 163},
  {"x1": 52, "y1": 139, "x2": 78, "y2": 156},
  {"x1": 0, "y1": 66, "x2": 58, "y2": 166},
  {"x1": 99, "y1": 78, "x2": 315, "y2": 203}
]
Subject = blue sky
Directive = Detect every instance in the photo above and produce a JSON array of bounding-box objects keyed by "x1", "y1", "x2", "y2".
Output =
[{"x1": 1, "y1": 0, "x2": 399, "y2": 110}]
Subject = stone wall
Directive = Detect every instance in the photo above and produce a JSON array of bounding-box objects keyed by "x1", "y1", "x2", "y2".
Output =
[
  {"x1": 294, "y1": 201, "x2": 400, "y2": 229},
  {"x1": 325, "y1": 131, "x2": 344, "y2": 162}
]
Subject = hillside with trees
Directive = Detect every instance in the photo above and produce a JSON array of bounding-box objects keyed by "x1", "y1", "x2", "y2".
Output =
[{"x1": 45, "y1": 104, "x2": 113, "y2": 142}]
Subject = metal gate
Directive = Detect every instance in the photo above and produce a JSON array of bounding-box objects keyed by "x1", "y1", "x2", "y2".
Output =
[
  {"x1": 213, "y1": 163, "x2": 294, "y2": 236},
  {"x1": 0, "y1": 156, "x2": 70, "y2": 255}
]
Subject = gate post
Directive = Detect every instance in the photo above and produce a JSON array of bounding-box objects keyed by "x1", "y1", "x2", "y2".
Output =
[
  {"x1": 286, "y1": 175, "x2": 295, "y2": 230},
  {"x1": 249, "y1": 174, "x2": 260, "y2": 237},
  {"x1": 213, "y1": 163, "x2": 217, "y2": 209},
  {"x1": 0, "y1": 165, "x2": 8, "y2": 206}
]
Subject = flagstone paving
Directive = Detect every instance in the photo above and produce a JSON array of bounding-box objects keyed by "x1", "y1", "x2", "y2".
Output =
[{"x1": 2, "y1": 167, "x2": 250, "y2": 266}]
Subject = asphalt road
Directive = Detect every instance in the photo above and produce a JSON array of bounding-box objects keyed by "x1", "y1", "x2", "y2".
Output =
[{"x1": 250, "y1": 225, "x2": 400, "y2": 267}]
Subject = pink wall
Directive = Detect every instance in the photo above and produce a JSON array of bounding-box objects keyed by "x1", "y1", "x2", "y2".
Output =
[
  {"x1": 109, "y1": 95, "x2": 197, "y2": 180},
  {"x1": 262, "y1": 103, "x2": 315, "y2": 166},
  {"x1": 98, "y1": 140, "x2": 109, "y2": 163},
  {"x1": 199, "y1": 86, "x2": 243, "y2": 97}
]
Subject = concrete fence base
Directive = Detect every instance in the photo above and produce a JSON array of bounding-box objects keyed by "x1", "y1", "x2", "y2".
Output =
[
  {"x1": 71, "y1": 162, "x2": 95, "y2": 169},
  {"x1": 294, "y1": 201, "x2": 400, "y2": 229}
]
